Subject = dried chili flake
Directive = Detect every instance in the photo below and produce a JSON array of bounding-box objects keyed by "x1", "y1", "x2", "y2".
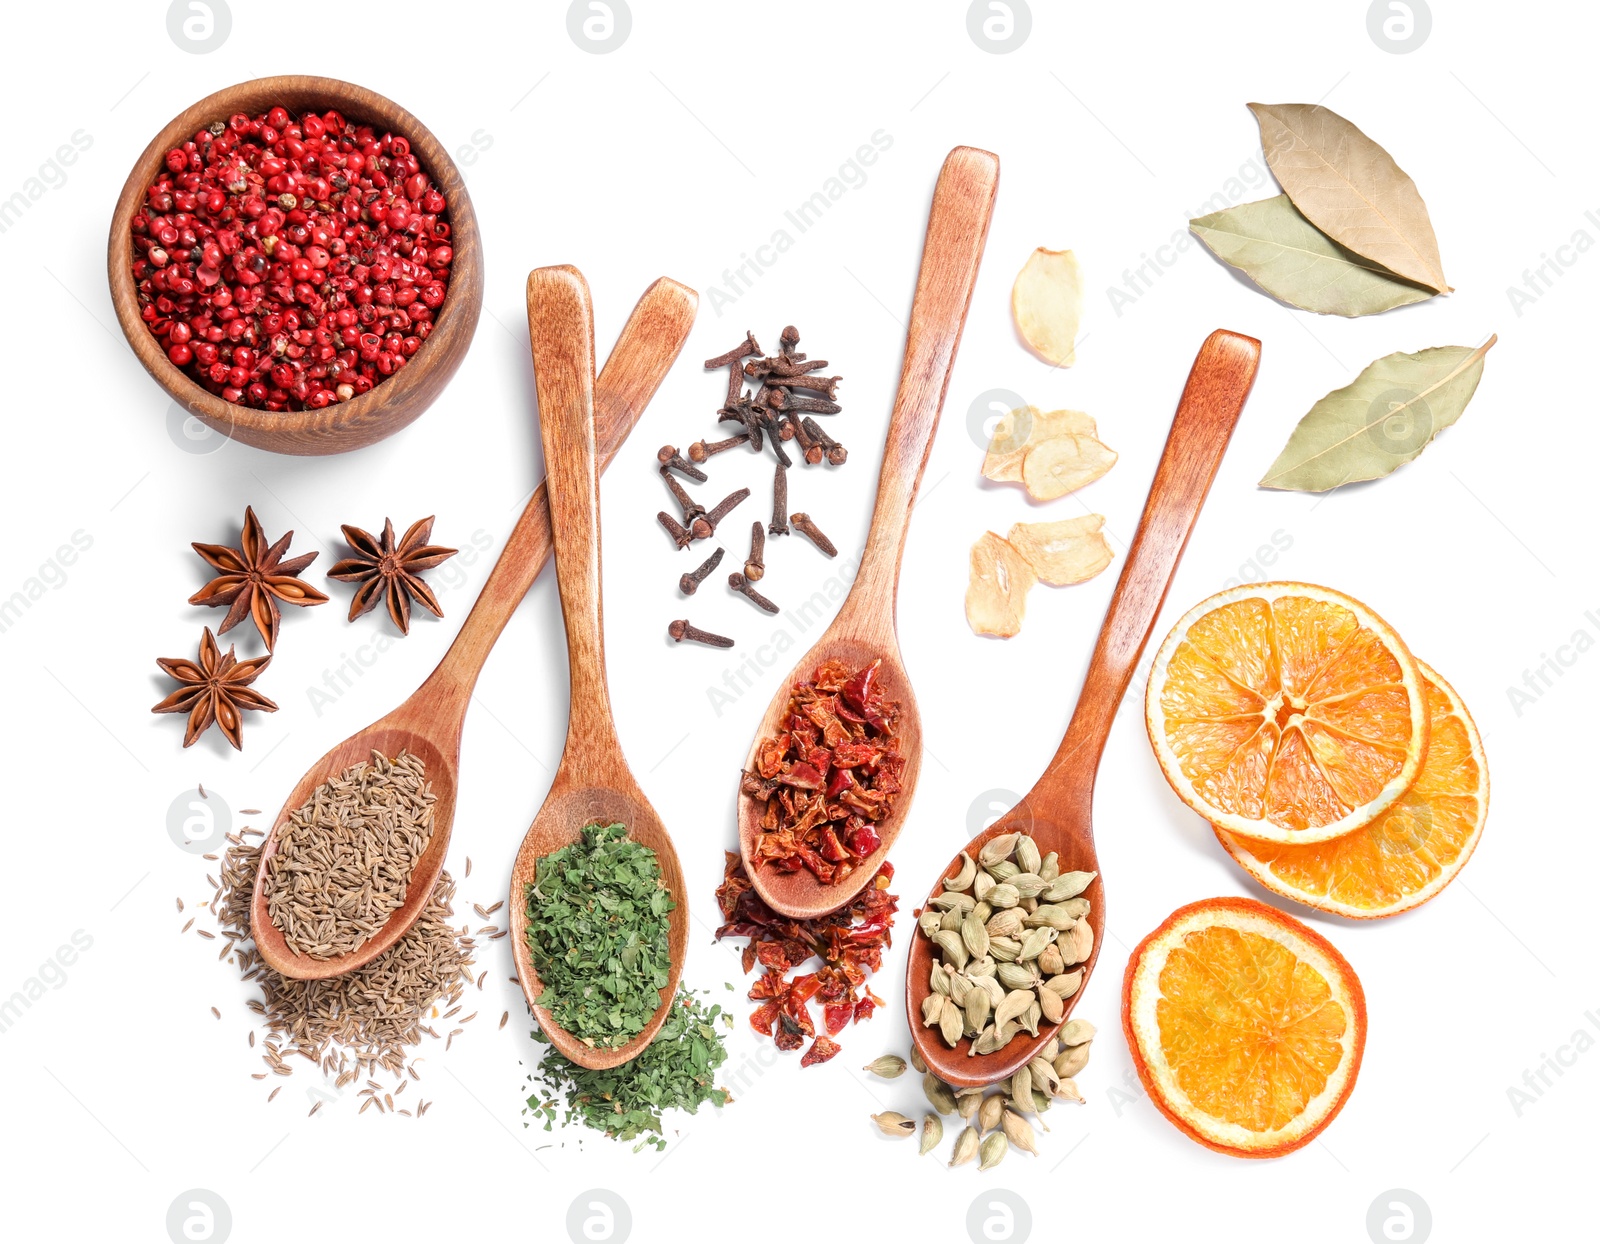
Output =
[
  {"x1": 739, "y1": 658, "x2": 905, "y2": 886},
  {"x1": 714, "y1": 852, "x2": 897, "y2": 1065}
]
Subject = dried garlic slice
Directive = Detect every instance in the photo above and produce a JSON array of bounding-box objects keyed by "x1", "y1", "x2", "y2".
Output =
[
  {"x1": 982, "y1": 407, "x2": 1098, "y2": 483},
  {"x1": 1011, "y1": 248, "x2": 1083, "y2": 366},
  {"x1": 1021, "y1": 434, "x2": 1118, "y2": 501},
  {"x1": 1006, "y1": 515, "x2": 1114, "y2": 586},
  {"x1": 966, "y1": 532, "x2": 1037, "y2": 638}
]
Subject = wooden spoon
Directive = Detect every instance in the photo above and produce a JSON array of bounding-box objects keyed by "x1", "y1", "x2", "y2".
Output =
[
  {"x1": 908, "y1": 329, "x2": 1262, "y2": 1088},
  {"x1": 736, "y1": 146, "x2": 1000, "y2": 920},
  {"x1": 250, "y1": 276, "x2": 697, "y2": 981},
  {"x1": 509, "y1": 266, "x2": 690, "y2": 1070}
]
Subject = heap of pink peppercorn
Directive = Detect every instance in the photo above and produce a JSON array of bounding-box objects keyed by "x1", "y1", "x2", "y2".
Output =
[{"x1": 130, "y1": 106, "x2": 453, "y2": 412}]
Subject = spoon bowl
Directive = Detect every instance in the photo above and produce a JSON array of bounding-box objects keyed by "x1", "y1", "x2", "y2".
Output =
[
  {"x1": 509, "y1": 266, "x2": 688, "y2": 1069},
  {"x1": 909, "y1": 329, "x2": 1262, "y2": 1087},
  {"x1": 737, "y1": 146, "x2": 999, "y2": 920},
  {"x1": 249, "y1": 275, "x2": 697, "y2": 980}
]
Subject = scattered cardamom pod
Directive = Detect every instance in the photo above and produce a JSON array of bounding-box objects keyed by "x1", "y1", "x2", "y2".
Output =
[
  {"x1": 948, "y1": 1125, "x2": 979, "y2": 1167},
  {"x1": 920, "y1": 1113, "x2": 943, "y2": 1156},
  {"x1": 1054, "y1": 1041, "x2": 1091, "y2": 1079},
  {"x1": 978, "y1": 1092, "x2": 1006, "y2": 1134},
  {"x1": 1010, "y1": 1066, "x2": 1033, "y2": 1116},
  {"x1": 872, "y1": 1111, "x2": 917, "y2": 1137},
  {"x1": 944, "y1": 852, "x2": 976, "y2": 890},
  {"x1": 1055, "y1": 1077, "x2": 1085, "y2": 1104},
  {"x1": 1031, "y1": 1088, "x2": 1053, "y2": 1119},
  {"x1": 978, "y1": 1130, "x2": 1008, "y2": 1171},
  {"x1": 924, "y1": 1072, "x2": 958, "y2": 1115},
  {"x1": 910, "y1": 1044, "x2": 927, "y2": 1074},
  {"x1": 864, "y1": 1055, "x2": 907, "y2": 1079},
  {"x1": 957, "y1": 1088, "x2": 984, "y2": 1120},
  {"x1": 1060, "y1": 1019, "x2": 1096, "y2": 1046},
  {"x1": 1029, "y1": 1056, "x2": 1060, "y2": 1095},
  {"x1": 1002, "y1": 1106, "x2": 1039, "y2": 1155}
]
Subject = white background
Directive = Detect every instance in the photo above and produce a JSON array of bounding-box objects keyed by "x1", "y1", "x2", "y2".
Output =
[{"x1": 0, "y1": 2, "x2": 1593, "y2": 1241}]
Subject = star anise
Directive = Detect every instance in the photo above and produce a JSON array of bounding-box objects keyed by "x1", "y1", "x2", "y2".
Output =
[
  {"x1": 327, "y1": 516, "x2": 458, "y2": 635},
  {"x1": 189, "y1": 506, "x2": 328, "y2": 651},
  {"x1": 151, "y1": 627, "x2": 279, "y2": 750}
]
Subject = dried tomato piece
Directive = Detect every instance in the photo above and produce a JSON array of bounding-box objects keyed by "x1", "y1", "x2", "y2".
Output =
[
  {"x1": 801, "y1": 1035, "x2": 842, "y2": 1066},
  {"x1": 749, "y1": 1000, "x2": 779, "y2": 1036},
  {"x1": 822, "y1": 1002, "x2": 854, "y2": 1036}
]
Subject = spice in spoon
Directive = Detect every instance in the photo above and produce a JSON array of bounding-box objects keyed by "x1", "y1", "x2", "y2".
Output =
[
  {"x1": 740, "y1": 658, "x2": 905, "y2": 884},
  {"x1": 523, "y1": 822, "x2": 674, "y2": 1049}
]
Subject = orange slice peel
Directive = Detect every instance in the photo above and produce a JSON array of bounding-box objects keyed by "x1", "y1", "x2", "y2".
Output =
[
  {"x1": 1145, "y1": 582, "x2": 1427, "y2": 845},
  {"x1": 1122, "y1": 896, "x2": 1367, "y2": 1158}
]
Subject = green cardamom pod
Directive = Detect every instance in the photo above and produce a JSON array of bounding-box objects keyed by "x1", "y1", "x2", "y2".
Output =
[
  {"x1": 957, "y1": 1088, "x2": 984, "y2": 1120},
  {"x1": 961, "y1": 911, "x2": 990, "y2": 960},
  {"x1": 1021, "y1": 999, "x2": 1042, "y2": 1037},
  {"x1": 871, "y1": 1110, "x2": 916, "y2": 1137},
  {"x1": 1055, "y1": 1077, "x2": 1085, "y2": 1104},
  {"x1": 864, "y1": 1054, "x2": 907, "y2": 1079},
  {"x1": 1029, "y1": 1056, "x2": 1059, "y2": 1094},
  {"x1": 1054, "y1": 1042, "x2": 1091, "y2": 1079},
  {"x1": 931, "y1": 890, "x2": 977, "y2": 913},
  {"x1": 1002, "y1": 1106, "x2": 1039, "y2": 1155},
  {"x1": 921, "y1": 993, "x2": 946, "y2": 1027},
  {"x1": 1010, "y1": 872, "x2": 1049, "y2": 899},
  {"x1": 1016, "y1": 835, "x2": 1042, "y2": 877},
  {"x1": 917, "y1": 910, "x2": 942, "y2": 938},
  {"x1": 930, "y1": 963, "x2": 951, "y2": 996},
  {"x1": 919, "y1": 1113, "x2": 943, "y2": 1156},
  {"x1": 967, "y1": 955, "x2": 997, "y2": 980},
  {"x1": 972, "y1": 871, "x2": 995, "y2": 902},
  {"x1": 1038, "y1": 942, "x2": 1065, "y2": 976},
  {"x1": 986, "y1": 859, "x2": 1020, "y2": 882},
  {"x1": 1044, "y1": 871, "x2": 1096, "y2": 903},
  {"x1": 1010, "y1": 1066, "x2": 1033, "y2": 1115},
  {"x1": 943, "y1": 851, "x2": 976, "y2": 891},
  {"x1": 965, "y1": 984, "x2": 992, "y2": 1033},
  {"x1": 994, "y1": 988, "x2": 1034, "y2": 1031},
  {"x1": 1062, "y1": 918, "x2": 1094, "y2": 966},
  {"x1": 996, "y1": 961, "x2": 1039, "y2": 992},
  {"x1": 1017, "y1": 926, "x2": 1057, "y2": 962},
  {"x1": 1037, "y1": 983, "x2": 1064, "y2": 1025},
  {"x1": 985, "y1": 908, "x2": 1024, "y2": 939},
  {"x1": 924, "y1": 1071, "x2": 958, "y2": 1114},
  {"x1": 1038, "y1": 851, "x2": 1060, "y2": 882},
  {"x1": 939, "y1": 1000, "x2": 965, "y2": 1048},
  {"x1": 987, "y1": 883, "x2": 1021, "y2": 910},
  {"x1": 1043, "y1": 969, "x2": 1084, "y2": 1000},
  {"x1": 988, "y1": 935, "x2": 1021, "y2": 963},
  {"x1": 949, "y1": 1125, "x2": 981, "y2": 1167},
  {"x1": 978, "y1": 832, "x2": 1020, "y2": 867},
  {"x1": 947, "y1": 970, "x2": 973, "y2": 1007},
  {"x1": 978, "y1": 1092, "x2": 1006, "y2": 1134},
  {"x1": 934, "y1": 930, "x2": 969, "y2": 971},
  {"x1": 978, "y1": 1130, "x2": 1008, "y2": 1171},
  {"x1": 1060, "y1": 1019, "x2": 1096, "y2": 1047},
  {"x1": 910, "y1": 1044, "x2": 927, "y2": 1074}
]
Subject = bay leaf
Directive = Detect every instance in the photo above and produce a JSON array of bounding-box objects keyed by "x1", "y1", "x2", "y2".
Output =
[
  {"x1": 1190, "y1": 195, "x2": 1435, "y2": 317},
  {"x1": 1249, "y1": 103, "x2": 1449, "y2": 294},
  {"x1": 1260, "y1": 337, "x2": 1496, "y2": 492}
]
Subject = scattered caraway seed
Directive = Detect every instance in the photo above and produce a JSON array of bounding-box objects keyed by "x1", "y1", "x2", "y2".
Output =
[
  {"x1": 211, "y1": 1007, "x2": 221, "y2": 1019},
  {"x1": 500, "y1": 1012, "x2": 509, "y2": 1030},
  {"x1": 528, "y1": 986, "x2": 731, "y2": 1151}
]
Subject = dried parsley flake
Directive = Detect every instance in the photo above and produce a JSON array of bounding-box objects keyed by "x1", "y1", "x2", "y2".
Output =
[{"x1": 523, "y1": 821, "x2": 674, "y2": 1048}]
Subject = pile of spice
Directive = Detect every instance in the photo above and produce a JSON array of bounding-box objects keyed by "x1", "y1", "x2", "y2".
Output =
[
  {"x1": 917, "y1": 832, "x2": 1092, "y2": 1054},
  {"x1": 523, "y1": 822, "x2": 674, "y2": 1050},
  {"x1": 714, "y1": 852, "x2": 897, "y2": 1066},
  {"x1": 131, "y1": 104, "x2": 453, "y2": 411},
  {"x1": 739, "y1": 658, "x2": 905, "y2": 884},
  {"x1": 864, "y1": 1022, "x2": 1095, "y2": 1170},
  {"x1": 665, "y1": 326, "x2": 847, "y2": 650},
  {"x1": 262, "y1": 750, "x2": 437, "y2": 960},
  {"x1": 204, "y1": 825, "x2": 481, "y2": 1114},
  {"x1": 525, "y1": 986, "x2": 733, "y2": 1151}
]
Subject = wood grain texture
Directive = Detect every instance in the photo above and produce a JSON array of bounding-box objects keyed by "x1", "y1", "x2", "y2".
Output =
[
  {"x1": 250, "y1": 276, "x2": 697, "y2": 981},
  {"x1": 107, "y1": 75, "x2": 484, "y2": 455},
  {"x1": 508, "y1": 266, "x2": 689, "y2": 1070},
  {"x1": 909, "y1": 329, "x2": 1262, "y2": 1087},
  {"x1": 737, "y1": 146, "x2": 1000, "y2": 919}
]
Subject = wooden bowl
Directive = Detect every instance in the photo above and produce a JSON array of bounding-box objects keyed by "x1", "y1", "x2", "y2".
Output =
[{"x1": 106, "y1": 75, "x2": 483, "y2": 456}]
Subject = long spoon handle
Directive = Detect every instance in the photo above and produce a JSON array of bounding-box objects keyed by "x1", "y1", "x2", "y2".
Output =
[
  {"x1": 527, "y1": 266, "x2": 618, "y2": 765},
  {"x1": 845, "y1": 146, "x2": 999, "y2": 634},
  {"x1": 1045, "y1": 329, "x2": 1262, "y2": 793},
  {"x1": 424, "y1": 277, "x2": 696, "y2": 702}
]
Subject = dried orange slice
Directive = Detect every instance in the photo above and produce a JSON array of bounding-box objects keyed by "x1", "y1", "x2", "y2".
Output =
[
  {"x1": 1145, "y1": 582, "x2": 1426, "y2": 845},
  {"x1": 1122, "y1": 897, "x2": 1366, "y2": 1158},
  {"x1": 1216, "y1": 662, "x2": 1487, "y2": 918}
]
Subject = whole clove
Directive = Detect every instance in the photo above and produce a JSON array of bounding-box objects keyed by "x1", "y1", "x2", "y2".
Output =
[
  {"x1": 768, "y1": 373, "x2": 841, "y2": 400},
  {"x1": 791, "y1": 512, "x2": 837, "y2": 558},
  {"x1": 767, "y1": 389, "x2": 841, "y2": 416},
  {"x1": 661, "y1": 469, "x2": 707, "y2": 523},
  {"x1": 657, "y1": 444, "x2": 707, "y2": 482},
  {"x1": 769, "y1": 465, "x2": 789, "y2": 536},
  {"x1": 691, "y1": 488, "x2": 751, "y2": 541},
  {"x1": 803, "y1": 417, "x2": 848, "y2": 466},
  {"x1": 689, "y1": 432, "x2": 750, "y2": 463},
  {"x1": 789, "y1": 413, "x2": 823, "y2": 465},
  {"x1": 668, "y1": 619, "x2": 735, "y2": 648},
  {"x1": 657, "y1": 512, "x2": 693, "y2": 549},
  {"x1": 679, "y1": 547, "x2": 724, "y2": 596},
  {"x1": 744, "y1": 522, "x2": 766, "y2": 582},
  {"x1": 729, "y1": 571, "x2": 779, "y2": 614},
  {"x1": 758, "y1": 410, "x2": 792, "y2": 468}
]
